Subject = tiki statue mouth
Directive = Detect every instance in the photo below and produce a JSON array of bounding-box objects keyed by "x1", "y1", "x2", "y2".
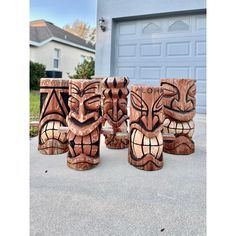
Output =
[
  {"x1": 40, "y1": 120, "x2": 67, "y2": 144},
  {"x1": 163, "y1": 118, "x2": 194, "y2": 137},
  {"x1": 130, "y1": 128, "x2": 163, "y2": 160},
  {"x1": 67, "y1": 128, "x2": 100, "y2": 158}
]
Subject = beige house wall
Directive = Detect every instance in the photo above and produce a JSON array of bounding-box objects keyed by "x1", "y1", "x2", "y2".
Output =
[{"x1": 30, "y1": 41, "x2": 95, "y2": 78}]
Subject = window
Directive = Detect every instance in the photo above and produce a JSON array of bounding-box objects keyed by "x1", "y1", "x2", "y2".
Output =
[
  {"x1": 80, "y1": 55, "x2": 86, "y2": 64},
  {"x1": 53, "y1": 48, "x2": 60, "y2": 69}
]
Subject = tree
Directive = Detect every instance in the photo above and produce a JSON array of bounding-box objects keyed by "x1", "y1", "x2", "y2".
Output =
[
  {"x1": 68, "y1": 57, "x2": 95, "y2": 80},
  {"x1": 64, "y1": 20, "x2": 96, "y2": 45}
]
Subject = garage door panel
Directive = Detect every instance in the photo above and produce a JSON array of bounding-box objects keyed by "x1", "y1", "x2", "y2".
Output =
[
  {"x1": 197, "y1": 106, "x2": 206, "y2": 114},
  {"x1": 116, "y1": 61, "x2": 204, "y2": 69},
  {"x1": 114, "y1": 14, "x2": 206, "y2": 113},
  {"x1": 140, "y1": 66, "x2": 161, "y2": 79},
  {"x1": 117, "y1": 15, "x2": 202, "y2": 36},
  {"x1": 195, "y1": 40, "x2": 206, "y2": 56},
  {"x1": 117, "y1": 67, "x2": 136, "y2": 80},
  {"x1": 197, "y1": 94, "x2": 206, "y2": 107},
  {"x1": 195, "y1": 66, "x2": 206, "y2": 81},
  {"x1": 119, "y1": 23, "x2": 137, "y2": 35},
  {"x1": 166, "y1": 41, "x2": 191, "y2": 57},
  {"x1": 195, "y1": 15, "x2": 206, "y2": 31},
  {"x1": 117, "y1": 40, "x2": 205, "y2": 60},
  {"x1": 118, "y1": 30, "x2": 205, "y2": 41},
  {"x1": 165, "y1": 66, "x2": 190, "y2": 78},
  {"x1": 118, "y1": 44, "x2": 137, "y2": 57},
  {"x1": 140, "y1": 43, "x2": 162, "y2": 56},
  {"x1": 116, "y1": 56, "x2": 205, "y2": 64},
  {"x1": 168, "y1": 19, "x2": 190, "y2": 32},
  {"x1": 142, "y1": 23, "x2": 161, "y2": 35},
  {"x1": 132, "y1": 79, "x2": 161, "y2": 86},
  {"x1": 197, "y1": 81, "x2": 206, "y2": 93}
]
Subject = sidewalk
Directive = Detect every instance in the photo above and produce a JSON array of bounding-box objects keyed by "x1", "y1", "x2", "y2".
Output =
[{"x1": 30, "y1": 114, "x2": 206, "y2": 236}]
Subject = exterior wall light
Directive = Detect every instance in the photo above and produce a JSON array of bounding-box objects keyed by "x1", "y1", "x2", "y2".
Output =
[{"x1": 99, "y1": 17, "x2": 106, "y2": 32}]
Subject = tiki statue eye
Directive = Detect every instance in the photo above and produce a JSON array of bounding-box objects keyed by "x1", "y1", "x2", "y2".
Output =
[
  {"x1": 130, "y1": 91, "x2": 148, "y2": 113},
  {"x1": 84, "y1": 95, "x2": 100, "y2": 110},
  {"x1": 68, "y1": 97, "x2": 79, "y2": 109},
  {"x1": 188, "y1": 84, "x2": 196, "y2": 98},
  {"x1": 161, "y1": 83, "x2": 177, "y2": 97},
  {"x1": 103, "y1": 99, "x2": 113, "y2": 113},
  {"x1": 152, "y1": 94, "x2": 163, "y2": 113}
]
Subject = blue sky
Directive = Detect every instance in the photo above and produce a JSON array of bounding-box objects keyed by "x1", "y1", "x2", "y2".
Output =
[{"x1": 30, "y1": 0, "x2": 97, "y2": 28}]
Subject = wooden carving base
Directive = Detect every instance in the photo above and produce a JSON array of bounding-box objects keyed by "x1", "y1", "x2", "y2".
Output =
[
  {"x1": 67, "y1": 158, "x2": 98, "y2": 171},
  {"x1": 67, "y1": 128, "x2": 101, "y2": 171},
  {"x1": 104, "y1": 134, "x2": 129, "y2": 149},
  {"x1": 128, "y1": 154, "x2": 163, "y2": 171},
  {"x1": 163, "y1": 136, "x2": 195, "y2": 155},
  {"x1": 38, "y1": 140, "x2": 68, "y2": 155},
  {"x1": 67, "y1": 142, "x2": 100, "y2": 171}
]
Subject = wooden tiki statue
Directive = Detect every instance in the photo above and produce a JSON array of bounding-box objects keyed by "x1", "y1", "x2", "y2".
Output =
[
  {"x1": 38, "y1": 78, "x2": 69, "y2": 155},
  {"x1": 160, "y1": 78, "x2": 196, "y2": 155},
  {"x1": 102, "y1": 77, "x2": 129, "y2": 149},
  {"x1": 128, "y1": 85, "x2": 164, "y2": 171},
  {"x1": 66, "y1": 79, "x2": 102, "y2": 170}
]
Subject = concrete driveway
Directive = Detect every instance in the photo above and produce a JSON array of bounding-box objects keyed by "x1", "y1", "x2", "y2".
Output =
[{"x1": 30, "y1": 114, "x2": 206, "y2": 236}]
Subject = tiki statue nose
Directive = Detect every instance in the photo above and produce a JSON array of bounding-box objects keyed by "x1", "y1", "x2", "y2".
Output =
[
  {"x1": 112, "y1": 99, "x2": 118, "y2": 121},
  {"x1": 76, "y1": 102, "x2": 85, "y2": 122},
  {"x1": 173, "y1": 100, "x2": 193, "y2": 112},
  {"x1": 141, "y1": 114, "x2": 153, "y2": 130}
]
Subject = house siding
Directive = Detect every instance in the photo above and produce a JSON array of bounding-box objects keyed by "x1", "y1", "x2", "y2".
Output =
[
  {"x1": 95, "y1": 0, "x2": 206, "y2": 75},
  {"x1": 30, "y1": 41, "x2": 95, "y2": 78}
]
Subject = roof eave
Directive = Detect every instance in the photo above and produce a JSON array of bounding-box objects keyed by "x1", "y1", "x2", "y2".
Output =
[{"x1": 30, "y1": 37, "x2": 95, "y2": 53}]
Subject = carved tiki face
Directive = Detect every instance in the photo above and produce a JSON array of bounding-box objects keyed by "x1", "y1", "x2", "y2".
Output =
[
  {"x1": 38, "y1": 78, "x2": 69, "y2": 155},
  {"x1": 102, "y1": 77, "x2": 129, "y2": 149},
  {"x1": 66, "y1": 79, "x2": 102, "y2": 170},
  {"x1": 160, "y1": 78, "x2": 196, "y2": 154},
  {"x1": 128, "y1": 85, "x2": 164, "y2": 171}
]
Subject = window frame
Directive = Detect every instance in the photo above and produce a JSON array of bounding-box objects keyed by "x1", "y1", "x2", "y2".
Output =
[
  {"x1": 53, "y1": 48, "x2": 60, "y2": 69},
  {"x1": 80, "y1": 55, "x2": 86, "y2": 64}
]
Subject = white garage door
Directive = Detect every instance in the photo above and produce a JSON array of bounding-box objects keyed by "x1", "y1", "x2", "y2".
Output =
[{"x1": 113, "y1": 14, "x2": 206, "y2": 113}]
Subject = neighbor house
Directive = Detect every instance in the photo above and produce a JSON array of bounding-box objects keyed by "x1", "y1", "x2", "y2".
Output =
[
  {"x1": 95, "y1": 0, "x2": 206, "y2": 113},
  {"x1": 30, "y1": 20, "x2": 95, "y2": 78}
]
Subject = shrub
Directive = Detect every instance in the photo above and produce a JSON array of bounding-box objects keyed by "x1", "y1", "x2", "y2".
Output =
[
  {"x1": 30, "y1": 61, "x2": 46, "y2": 90},
  {"x1": 68, "y1": 57, "x2": 95, "y2": 79},
  {"x1": 30, "y1": 126, "x2": 39, "y2": 137}
]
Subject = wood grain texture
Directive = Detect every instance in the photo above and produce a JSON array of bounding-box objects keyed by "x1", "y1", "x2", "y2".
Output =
[
  {"x1": 67, "y1": 79, "x2": 102, "y2": 170},
  {"x1": 102, "y1": 77, "x2": 129, "y2": 149},
  {"x1": 128, "y1": 85, "x2": 164, "y2": 171},
  {"x1": 90, "y1": 76, "x2": 103, "y2": 93},
  {"x1": 38, "y1": 78, "x2": 69, "y2": 155},
  {"x1": 160, "y1": 78, "x2": 196, "y2": 155}
]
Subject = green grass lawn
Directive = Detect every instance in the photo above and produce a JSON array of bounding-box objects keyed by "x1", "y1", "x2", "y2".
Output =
[
  {"x1": 30, "y1": 90, "x2": 40, "y2": 121},
  {"x1": 30, "y1": 90, "x2": 40, "y2": 137}
]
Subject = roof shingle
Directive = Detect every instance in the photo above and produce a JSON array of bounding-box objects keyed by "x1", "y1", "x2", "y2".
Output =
[{"x1": 30, "y1": 20, "x2": 95, "y2": 50}]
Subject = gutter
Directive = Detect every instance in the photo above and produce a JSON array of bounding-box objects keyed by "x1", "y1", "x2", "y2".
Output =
[{"x1": 30, "y1": 37, "x2": 95, "y2": 53}]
